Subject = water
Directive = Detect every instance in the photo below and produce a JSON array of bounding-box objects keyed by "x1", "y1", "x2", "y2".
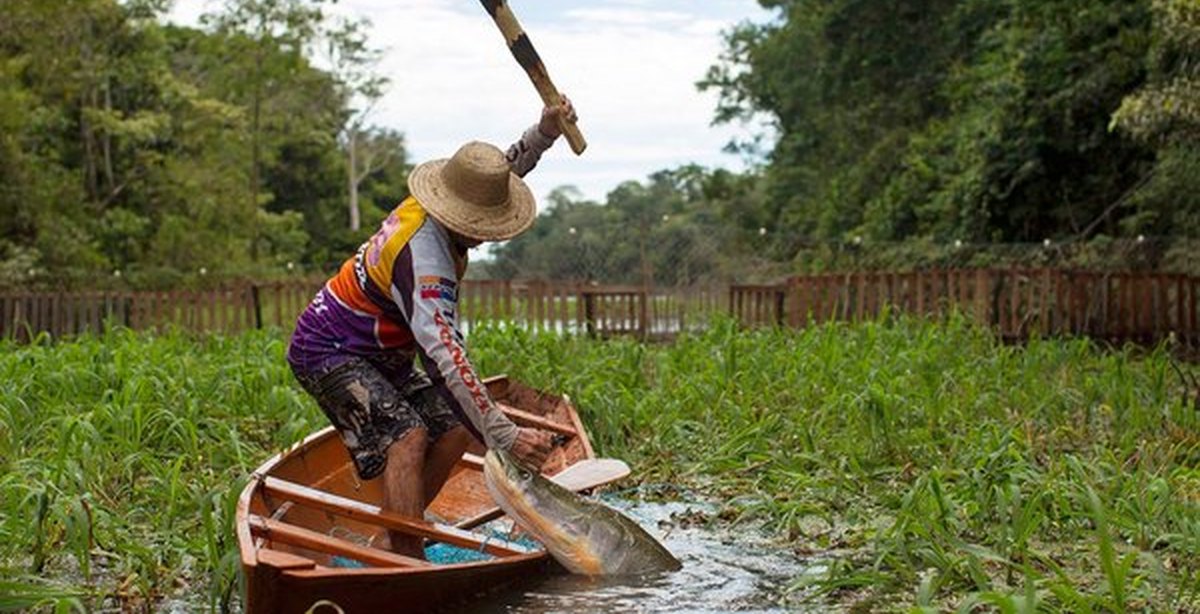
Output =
[{"x1": 451, "y1": 498, "x2": 818, "y2": 614}]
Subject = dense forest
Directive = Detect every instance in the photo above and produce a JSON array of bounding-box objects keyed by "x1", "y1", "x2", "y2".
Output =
[
  {"x1": 1, "y1": 0, "x2": 1198, "y2": 289},
  {"x1": 0, "y1": 0, "x2": 411, "y2": 289}
]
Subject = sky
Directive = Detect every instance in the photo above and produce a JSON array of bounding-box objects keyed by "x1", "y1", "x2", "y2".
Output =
[{"x1": 167, "y1": 0, "x2": 776, "y2": 205}]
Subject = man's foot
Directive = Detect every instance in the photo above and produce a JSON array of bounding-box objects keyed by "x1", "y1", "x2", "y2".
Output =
[{"x1": 379, "y1": 532, "x2": 427, "y2": 560}]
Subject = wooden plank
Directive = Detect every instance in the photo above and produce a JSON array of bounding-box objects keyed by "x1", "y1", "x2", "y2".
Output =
[
  {"x1": 853, "y1": 273, "x2": 864, "y2": 321},
  {"x1": 1105, "y1": 274, "x2": 1117, "y2": 341},
  {"x1": 959, "y1": 270, "x2": 971, "y2": 312},
  {"x1": 564, "y1": 284, "x2": 574, "y2": 334},
  {"x1": 638, "y1": 289, "x2": 649, "y2": 339},
  {"x1": 257, "y1": 548, "x2": 318, "y2": 571},
  {"x1": 1040, "y1": 268, "x2": 1051, "y2": 335},
  {"x1": 1157, "y1": 274, "x2": 1169, "y2": 340},
  {"x1": 529, "y1": 282, "x2": 540, "y2": 330},
  {"x1": 915, "y1": 270, "x2": 926, "y2": 316},
  {"x1": 86, "y1": 292, "x2": 99, "y2": 334},
  {"x1": 504, "y1": 280, "x2": 514, "y2": 323},
  {"x1": 0, "y1": 294, "x2": 10, "y2": 340},
  {"x1": 1120, "y1": 273, "x2": 1132, "y2": 342},
  {"x1": 1175, "y1": 275, "x2": 1185, "y2": 335},
  {"x1": 1133, "y1": 275, "x2": 1145, "y2": 339},
  {"x1": 246, "y1": 515, "x2": 431, "y2": 568},
  {"x1": 496, "y1": 403, "x2": 577, "y2": 438},
  {"x1": 62, "y1": 293, "x2": 74, "y2": 338},
  {"x1": 218, "y1": 289, "x2": 229, "y2": 333},
  {"x1": 810, "y1": 277, "x2": 822, "y2": 323},
  {"x1": 974, "y1": 269, "x2": 988, "y2": 326},
  {"x1": 14, "y1": 296, "x2": 26, "y2": 342},
  {"x1": 259, "y1": 477, "x2": 528, "y2": 557},
  {"x1": 1190, "y1": 277, "x2": 1198, "y2": 346},
  {"x1": 1008, "y1": 270, "x2": 1020, "y2": 337}
]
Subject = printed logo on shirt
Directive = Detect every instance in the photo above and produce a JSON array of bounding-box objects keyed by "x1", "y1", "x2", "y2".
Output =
[
  {"x1": 433, "y1": 310, "x2": 490, "y2": 413},
  {"x1": 352, "y1": 243, "x2": 370, "y2": 289},
  {"x1": 419, "y1": 275, "x2": 457, "y2": 301}
]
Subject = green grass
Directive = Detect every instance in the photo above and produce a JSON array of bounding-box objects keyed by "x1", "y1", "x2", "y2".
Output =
[{"x1": 1, "y1": 315, "x2": 1198, "y2": 611}]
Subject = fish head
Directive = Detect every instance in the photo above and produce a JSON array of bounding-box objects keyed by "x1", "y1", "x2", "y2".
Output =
[
  {"x1": 483, "y1": 448, "x2": 539, "y2": 498},
  {"x1": 483, "y1": 449, "x2": 559, "y2": 522}
]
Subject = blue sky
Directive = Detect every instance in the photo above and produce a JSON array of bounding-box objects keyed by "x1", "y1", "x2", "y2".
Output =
[{"x1": 168, "y1": 0, "x2": 776, "y2": 205}]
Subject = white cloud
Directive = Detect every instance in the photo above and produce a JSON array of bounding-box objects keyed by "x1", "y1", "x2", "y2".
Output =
[{"x1": 167, "y1": 0, "x2": 773, "y2": 203}]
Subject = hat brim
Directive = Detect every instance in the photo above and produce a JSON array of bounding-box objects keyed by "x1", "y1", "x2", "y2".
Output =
[{"x1": 408, "y1": 159, "x2": 536, "y2": 242}]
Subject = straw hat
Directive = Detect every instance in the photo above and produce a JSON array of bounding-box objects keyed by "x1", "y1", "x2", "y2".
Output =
[{"x1": 407, "y1": 141, "x2": 537, "y2": 242}]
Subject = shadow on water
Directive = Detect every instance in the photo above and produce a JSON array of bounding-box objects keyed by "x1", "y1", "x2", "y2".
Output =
[{"x1": 449, "y1": 498, "x2": 819, "y2": 614}]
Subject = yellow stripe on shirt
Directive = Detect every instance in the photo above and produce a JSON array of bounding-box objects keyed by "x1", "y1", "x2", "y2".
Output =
[{"x1": 363, "y1": 197, "x2": 426, "y2": 292}]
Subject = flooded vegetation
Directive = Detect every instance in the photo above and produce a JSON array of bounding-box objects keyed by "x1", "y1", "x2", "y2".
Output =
[{"x1": 3, "y1": 316, "x2": 1199, "y2": 610}]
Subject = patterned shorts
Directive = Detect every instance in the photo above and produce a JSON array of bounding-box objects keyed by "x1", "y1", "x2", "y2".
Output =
[{"x1": 292, "y1": 357, "x2": 461, "y2": 480}]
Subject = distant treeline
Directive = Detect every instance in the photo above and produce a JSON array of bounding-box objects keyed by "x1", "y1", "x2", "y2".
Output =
[{"x1": 2, "y1": 0, "x2": 1198, "y2": 290}]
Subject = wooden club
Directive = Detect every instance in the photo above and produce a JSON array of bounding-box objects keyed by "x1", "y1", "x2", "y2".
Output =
[{"x1": 480, "y1": 0, "x2": 587, "y2": 155}]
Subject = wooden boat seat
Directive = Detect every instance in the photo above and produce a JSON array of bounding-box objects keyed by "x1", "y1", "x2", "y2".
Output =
[
  {"x1": 247, "y1": 515, "x2": 431, "y2": 568},
  {"x1": 258, "y1": 476, "x2": 533, "y2": 558}
]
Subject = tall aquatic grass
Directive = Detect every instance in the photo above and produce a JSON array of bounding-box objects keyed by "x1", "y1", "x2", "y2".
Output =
[
  {"x1": 2, "y1": 315, "x2": 1197, "y2": 610},
  {"x1": 0, "y1": 328, "x2": 320, "y2": 610},
  {"x1": 468, "y1": 313, "x2": 1200, "y2": 611}
]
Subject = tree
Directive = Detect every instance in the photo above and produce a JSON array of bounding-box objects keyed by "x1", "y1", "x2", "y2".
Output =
[
  {"x1": 1111, "y1": 0, "x2": 1200, "y2": 237},
  {"x1": 702, "y1": 0, "x2": 1162, "y2": 248},
  {"x1": 322, "y1": 15, "x2": 393, "y2": 232},
  {"x1": 202, "y1": 0, "x2": 333, "y2": 260}
]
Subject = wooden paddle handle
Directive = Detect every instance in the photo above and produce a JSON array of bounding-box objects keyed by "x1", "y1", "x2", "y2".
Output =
[{"x1": 480, "y1": 0, "x2": 587, "y2": 155}]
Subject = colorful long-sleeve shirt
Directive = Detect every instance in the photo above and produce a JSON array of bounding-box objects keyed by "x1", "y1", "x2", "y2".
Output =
[{"x1": 287, "y1": 124, "x2": 555, "y2": 451}]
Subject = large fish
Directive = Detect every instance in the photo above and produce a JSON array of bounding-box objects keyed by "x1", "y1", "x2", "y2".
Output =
[{"x1": 483, "y1": 449, "x2": 682, "y2": 575}]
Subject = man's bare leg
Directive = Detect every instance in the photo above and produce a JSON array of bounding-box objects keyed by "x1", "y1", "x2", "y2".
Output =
[
  {"x1": 380, "y1": 427, "x2": 428, "y2": 558},
  {"x1": 422, "y1": 425, "x2": 474, "y2": 504}
]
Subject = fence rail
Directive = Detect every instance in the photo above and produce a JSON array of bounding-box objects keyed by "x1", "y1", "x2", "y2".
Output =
[{"x1": 2, "y1": 268, "x2": 1197, "y2": 350}]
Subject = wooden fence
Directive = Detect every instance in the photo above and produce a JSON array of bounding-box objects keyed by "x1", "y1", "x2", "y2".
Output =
[
  {"x1": 458, "y1": 281, "x2": 726, "y2": 338},
  {"x1": 730, "y1": 268, "x2": 1200, "y2": 350},
  {"x1": 0, "y1": 282, "x2": 320, "y2": 343},
  {"x1": 0, "y1": 280, "x2": 727, "y2": 343},
  {"x1": 3, "y1": 269, "x2": 1197, "y2": 350}
]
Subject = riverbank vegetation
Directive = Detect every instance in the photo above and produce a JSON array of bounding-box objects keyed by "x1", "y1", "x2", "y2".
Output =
[
  {"x1": 2, "y1": 320, "x2": 1198, "y2": 610},
  {"x1": 4, "y1": 0, "x2": 1198, "y2": 290}
]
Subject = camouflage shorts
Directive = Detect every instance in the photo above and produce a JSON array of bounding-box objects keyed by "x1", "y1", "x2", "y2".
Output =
[{"x1": 292, "y1": 357, "x2": 461, "y2": 480}]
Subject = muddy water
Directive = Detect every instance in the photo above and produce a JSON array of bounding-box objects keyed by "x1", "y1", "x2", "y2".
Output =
[{"x1": 453, "y1": 498, "x2": 818, "y2": 614}]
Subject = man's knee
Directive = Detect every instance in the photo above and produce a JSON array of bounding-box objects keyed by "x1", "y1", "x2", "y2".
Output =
[
  {"x1": 440, "y1": 424, "x2": 471, "y2": 443},
  {"x1": 385, "y1": 425, "x2": 430, "y2": 467}
]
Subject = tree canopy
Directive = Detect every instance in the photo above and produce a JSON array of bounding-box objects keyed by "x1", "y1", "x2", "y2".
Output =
[
  {"x1": 699, "y1": 0, "x2": 1199, "y2": 246},
  {"x1": 2, "y1": 0, "x2": 1198, "y2": 289},
  {"x1": 0, "y1": 0, "x2": 409, "y2": 288}
]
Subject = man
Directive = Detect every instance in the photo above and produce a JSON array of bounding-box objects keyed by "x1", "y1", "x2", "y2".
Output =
[{"x1": 287, "y1": 100, "x2": 577, "y2": 558}]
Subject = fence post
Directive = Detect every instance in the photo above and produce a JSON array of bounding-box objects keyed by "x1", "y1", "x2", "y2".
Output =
[
  {"x1": 638, "y1": 288, "x2": 649, "y2": 340},
  {"x1": 251, "y1": 285, "x2": 263, "y2": 329},
  {"x1": 583, "y1": 291, "x2": 597, "y2": 337},
  {"x1": 1, "y1": 294, "x2": 9, "y2": 340}
]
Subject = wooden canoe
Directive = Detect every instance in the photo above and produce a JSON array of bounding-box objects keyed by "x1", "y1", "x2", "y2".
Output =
[{"x1": 236, "y1": 375, "x2": 625, "y2": 613}]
